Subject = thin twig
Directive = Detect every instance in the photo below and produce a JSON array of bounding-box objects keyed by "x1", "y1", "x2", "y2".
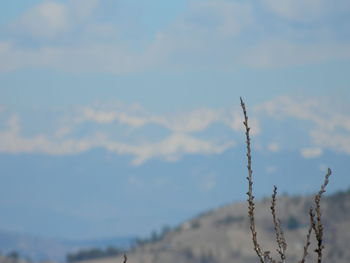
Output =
[
  {"x1": 313, "y1": 168, "x2": 331, "y2": 263},
  {"x1": 240, "y1": 97, "x2": 265, "y2": 263},
  {"x1": 299, "y1": 208, "x2": 315, "y2": 263},
  {"x1": 271, "y1": 186, "x2": 287, "y2": 263},
  {"x1": 123, "y1": 254, "x2": 128, "y2": 263}
]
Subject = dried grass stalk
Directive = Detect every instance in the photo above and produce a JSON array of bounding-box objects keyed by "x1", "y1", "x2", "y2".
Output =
[
  {"x1": 240, "y1": 97, "x2": 265, "y2": 263},
  {"x1": 240, "y1": 97, "x2": 331, "y2": 263},
  {"x1": 299, "y1": 208, "x2": 315, "y2": 263},
  {"x1": 271, "y1": 186, "x2": 287, "y2": 263},
  {"x1": 313, "y1": 168, "x2": 331, "y2": 263}
]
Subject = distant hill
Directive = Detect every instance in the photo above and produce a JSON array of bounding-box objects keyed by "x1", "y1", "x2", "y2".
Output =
[
  {"x1": 0, "y1": 254, "x2": 33, "y2": 263},
  {"x1": 79, "y1": 189, "x2": 350, "y2": 263},
  {"x1": 0, "y1": 231, "x2": 135, "y2": 262}
]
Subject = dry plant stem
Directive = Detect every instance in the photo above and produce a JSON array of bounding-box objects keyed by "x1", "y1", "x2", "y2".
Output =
[
  {"x1": 271, "y1": 186, "x2": 287, "y2": 263},
  {"x1": 240, "y1": 97, "x2": 265, "y2": 263},
  {"x1": 123, "y1": 254, "x2": 128, "y2": 263},
  {"x1": 241, "y1": 98, "x2": 332, "y2": 263},
  {"x1": 313, "y1": 168, "x2": 331, "y2": 263},
  {"x1": 299, "y1": 208, "x2": 315, "y2": 263}
]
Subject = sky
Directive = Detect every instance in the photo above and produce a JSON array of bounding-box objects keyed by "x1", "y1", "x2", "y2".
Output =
[{"x1": 0, "y1": 0, "x2": 350, "y2": 240}]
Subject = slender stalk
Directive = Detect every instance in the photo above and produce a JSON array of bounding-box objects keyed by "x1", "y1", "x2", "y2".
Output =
[
  {"x1": 240, "y1": 98, "x2": 331, "y2": 263},
  {"x1": 299, "y1": 208, "x2": 315, "y2": 263},
  {"x1": 240, "y1": 97, "x2": 265, "y2": 263},
  {"x1": 271, "y1": 186, "x2": 287, "y2": 263},
  {"x1": 313, "y1": 168, "x2": 331, "y2": 263}
]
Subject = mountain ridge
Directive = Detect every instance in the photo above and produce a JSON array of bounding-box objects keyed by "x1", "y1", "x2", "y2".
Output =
[
  {"x1": 0, "y1": 231, "x2": 135, "y2": 262},
  {"x1": 79, "y1": 188, "x2": 350, "y2": 263}
]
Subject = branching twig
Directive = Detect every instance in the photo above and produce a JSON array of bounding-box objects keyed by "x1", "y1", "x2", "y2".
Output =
[
  {"x1": 240, "y1": 97, "x2": 265, "y2": 263},
  {"x1": 240, "y1": 98, "x2": 331, "y2": 263},
  {"x1": 271, "y1": 186, "x2": 287, "y2": 263}
]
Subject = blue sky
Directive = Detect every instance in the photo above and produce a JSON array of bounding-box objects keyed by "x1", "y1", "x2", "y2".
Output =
[{"x1": 0, "y1": 0, "x2": 350, "y2": 240}]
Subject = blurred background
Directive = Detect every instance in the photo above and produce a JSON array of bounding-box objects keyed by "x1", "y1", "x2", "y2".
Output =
[{"x1": 0, "y1": 1, "x2": 350, "y2": 263}]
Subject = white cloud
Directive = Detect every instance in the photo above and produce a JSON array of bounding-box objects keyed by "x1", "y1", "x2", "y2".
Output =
[
  {"x1": 0, "y1": 117, "x2": 104, "y2": 154},
  {"x1": 257, "y1": 95, "x2": 350, "y2": 156},
  {"x1": 106, "y1": 133, "x2": 234, "y2": 166},
  {"x1": 263, "y1": 0, "x2": 350, "y2": 22},
  {"x1": 115, "y1": 112, "x2": 148, "y2": 128},
  {"x1": 8, "y1": 0, "x2": 99, "y2": 40},
  {"x1": 157, "y1": 108, "x2": 223, "y2": 133},
  {"x1": 7, "y1": 115, "x2": 20, "y2": 134},
  {"x1": 300, "y1": 147, "x2": 323, "y2": 158},
  {"x1": 310, "y1": 130, "x2": 350, "y2": 155},
  {"x1": 3, "y1": 96, "x2": 350, "y2": 164},
  {"x1": 0, "y1": 0, "x2": 149, "y2": 73},
  {"x1": 9, "y1": 1, "x2": 69, "y2": 39},
  {"x1": 267, "y1": 142, "x2": 280, "y2": 152},
  {"x1": 81, "y1": 108, "x2": 117, "y2": 124},
  {"x1": 243, "y1": 41, "x2": 350, "y2": 69},
  {"x1": 0, "y1": 129, "x2": 97, "y2": 155},
  {"x1": 263, "y1": 0, "x2": 325, "y2": 22},
  {"x1": 257, "y1": 95, "x2": 350, "y2": 132},
  {"x1": 186, "y1": 0, "x2": 254, "y2": 37},
  {"x1": 74, "y1": 105, "x2": 261, "y2": 135},
  {"x1": 0, "y1": 111, "x2": 235, "y2": 165},
  {"x1": 54, "y1": 126, "x2": 72, "y2": 138},
  {"x1": 1, "y1": 0, "x2": 348, "y2": 73},
  {"x1": 0, "y1": 116, "x2": 55, "y2": 154},
  {"x1": 78, "y1": 106, "x2": 151, "y2": 127},
  {"x1": 69, "y1": 0, "x2": 99, "y2": 22}
]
